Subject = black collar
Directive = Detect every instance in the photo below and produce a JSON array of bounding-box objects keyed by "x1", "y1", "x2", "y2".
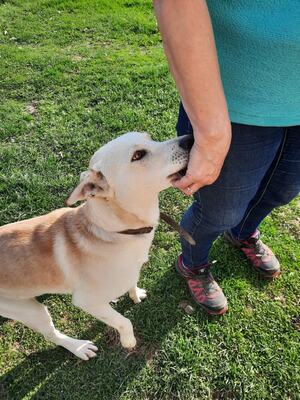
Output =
[
  {"x1": 115, "y1": 213, "x2": 195, "y2": 244},
  {"x1": 118, "y1": 226, "x2": 153, "y2": 235}
]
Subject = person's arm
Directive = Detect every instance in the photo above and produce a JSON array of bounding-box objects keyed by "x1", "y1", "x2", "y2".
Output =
[{"x1": 153, "y1": 0, "x2": 231, "y2": 195}]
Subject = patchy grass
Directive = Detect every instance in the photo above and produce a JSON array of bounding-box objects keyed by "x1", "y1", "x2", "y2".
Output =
[{"x1": 0, "y1": 1, "x2": 299, "y2": 399}]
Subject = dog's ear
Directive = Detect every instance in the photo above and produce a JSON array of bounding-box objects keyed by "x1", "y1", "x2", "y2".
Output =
[{"x1": 66, "y1": 169, "x2": 110, "y2": 206}]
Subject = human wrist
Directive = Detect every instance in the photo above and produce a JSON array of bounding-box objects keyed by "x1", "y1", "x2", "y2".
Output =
[
  {"x1": 189, "y1": 104, "x2": 231, "y2": 139},
  {"x1": 193, "y1": 120, "x2": 231, "y2": 145}
]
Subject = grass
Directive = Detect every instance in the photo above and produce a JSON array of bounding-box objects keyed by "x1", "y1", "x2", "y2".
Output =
[{"x1": 0, "y1": 1, "x2": 299, "y2": 399}]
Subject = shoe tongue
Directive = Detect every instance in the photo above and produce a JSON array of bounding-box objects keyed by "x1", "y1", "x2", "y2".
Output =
[
  {"x1": 247, "y1": 231, "x2": 260, "y2": 244},
  {"x1": 247, "y1": 237, "x2": 258, "y2": 244},
  {"x1": 193, "y1": 265, "x2": 210, "y2": 275}
]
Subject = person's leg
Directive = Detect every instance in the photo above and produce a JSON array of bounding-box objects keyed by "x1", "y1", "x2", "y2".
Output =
[
  {"x1": 225, "y1": 126, "x2": 300, "y2": 278},
  {"x1": 177, "y1": 120, "x2": 285, "y2": 269},
  {"x1": 175, "y1": 103, "x2": 285, "y2": 313},
  {"x1": 231, "y1": 126, "x2": 300, "y2": 239}
]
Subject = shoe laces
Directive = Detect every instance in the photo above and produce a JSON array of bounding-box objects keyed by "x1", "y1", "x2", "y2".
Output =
[
  {"x1": 245, "y1": 236, "x2": 267, "y2": 258},
  {"x1": 193, "y1": 260, "x2": 216, "y2": 277},
  {"x1": 192, "y1": 261, "x2": 217, "y2": 293}
]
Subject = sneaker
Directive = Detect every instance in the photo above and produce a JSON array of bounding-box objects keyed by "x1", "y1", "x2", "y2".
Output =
[
  {"x1": 175, "y1": 255, "x2": 228, "y2": 315},
  {"x1": 224, "y1": 230, "x2": 280, "y2": 279}
]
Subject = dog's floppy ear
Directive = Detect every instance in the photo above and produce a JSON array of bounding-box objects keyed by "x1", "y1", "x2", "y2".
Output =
[{"x1": 66, "y1": 169, "x2": 110, "y2": 206}]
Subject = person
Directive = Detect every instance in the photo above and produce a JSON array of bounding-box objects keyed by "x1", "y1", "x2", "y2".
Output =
[{"x1": 153, "y1": 0, "x2": 300, "y2": 314}]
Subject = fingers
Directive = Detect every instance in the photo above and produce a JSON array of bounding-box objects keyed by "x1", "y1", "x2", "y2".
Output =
[
  {"x1": 172, "y1": 136, "x2": 226, "y2": 196},
  {"x1": 172, "y1": 171, "x2": 220, "y2": 195},
  {"x1": 173, "y1": 177, "x2": 199, "y2": 196},
  {"x1": 172, "y1": 175, "x2": 193, "y2": 191}
]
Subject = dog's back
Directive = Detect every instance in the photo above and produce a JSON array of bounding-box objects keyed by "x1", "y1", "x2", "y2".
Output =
[{"x1": 0, "y1": 209, "x2": 71, "y2": 299}]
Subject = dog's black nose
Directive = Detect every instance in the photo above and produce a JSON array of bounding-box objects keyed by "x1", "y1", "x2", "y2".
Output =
[{"x1": 178, "y1": 134, "x2": 194, "y2": 151}]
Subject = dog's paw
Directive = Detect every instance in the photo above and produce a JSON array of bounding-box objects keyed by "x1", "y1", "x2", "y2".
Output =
[
  {"x1": 129, "y1": 287, "x2": 147, "y2": 304},
  {"x1": 63, "y1": 338, "x2": 98, "y2": 361},
  {"x1": 121, "y1": 335, "x2": 137, "y2": 349},
  {"x1": 136, "y1": 287, "x2": 147, "y2": 302}
]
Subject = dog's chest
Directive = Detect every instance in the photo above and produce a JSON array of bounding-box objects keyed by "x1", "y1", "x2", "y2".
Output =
[{"x1": 83, "y1": 234, "x2": 153, "y2": 301}]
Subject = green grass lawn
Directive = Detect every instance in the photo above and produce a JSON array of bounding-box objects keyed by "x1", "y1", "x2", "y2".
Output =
[{"x1": 0, "y1": 1, "x2": 299, "y2": 399}]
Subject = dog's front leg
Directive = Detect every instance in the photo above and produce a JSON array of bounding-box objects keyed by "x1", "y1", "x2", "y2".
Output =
[
  {"x1": 73, "y1": 296, "x2": 136, "y2": 349},
  {"x1": 128, "y1": 285, "x2": 147, "y2": 304}
]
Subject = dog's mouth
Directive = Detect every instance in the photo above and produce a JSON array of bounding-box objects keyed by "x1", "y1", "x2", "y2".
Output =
[{"x1": 168, "y1": 166, "x2": 187, "y2": 182}]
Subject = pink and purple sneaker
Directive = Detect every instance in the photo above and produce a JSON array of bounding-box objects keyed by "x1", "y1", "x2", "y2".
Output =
[
  {"x1": 224, "y1": 230, "x2": 280, "y2": 279},
  {"x1": 175, "y1": 255, "x2": 228, "y2": 315}
]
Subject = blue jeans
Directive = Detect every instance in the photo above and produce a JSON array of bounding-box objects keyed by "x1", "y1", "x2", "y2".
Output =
[{"x1": 176, "y1": 103, "x2": 300, "y2": 268}]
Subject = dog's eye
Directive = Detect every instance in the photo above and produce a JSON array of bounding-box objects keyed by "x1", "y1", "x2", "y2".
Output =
[{"x1": 131, "y1": 149, "x2": 147, "y2": 162}]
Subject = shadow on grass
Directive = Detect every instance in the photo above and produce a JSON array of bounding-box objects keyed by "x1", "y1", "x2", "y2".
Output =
[
  {"x1": 0, "y1": 268, "x2": 196, "y2": 400},
  {"x1": 0, "y1": 240, "x2": 274, "y2": 400},
  {"x1": 214, "y1": 236, "x2": 271, "y2": 290}
]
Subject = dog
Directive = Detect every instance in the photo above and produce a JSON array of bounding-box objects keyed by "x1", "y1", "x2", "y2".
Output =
[{"x1": 0, "y1": 132, "x2": 193, "y2": 360}]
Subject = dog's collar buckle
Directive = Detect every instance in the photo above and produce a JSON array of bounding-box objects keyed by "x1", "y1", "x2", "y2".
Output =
[{"x1": 118, "y1": 226, "x2": 153, "y2": 235}]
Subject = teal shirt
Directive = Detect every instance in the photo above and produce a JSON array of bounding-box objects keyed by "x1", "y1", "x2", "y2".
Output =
[{"x1": 206, "y1": 1, "x2": 300, "y2": 126}]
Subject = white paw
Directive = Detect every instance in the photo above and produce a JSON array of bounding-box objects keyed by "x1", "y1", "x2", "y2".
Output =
[
  {"x1": 136, "y1": 287, "x2": 147, "y2": 301},
  {"x1": 63, "y1": 338, "x2": 98, "y2": 361},
  {"x1": 120, "y1": 335, "x2": 137, "y2": 349},
  {"x1": 130, "y1": 287, "x2": 147, "y2": 304}
]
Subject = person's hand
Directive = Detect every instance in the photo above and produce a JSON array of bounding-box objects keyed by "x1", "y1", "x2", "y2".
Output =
[{"x1": 173, "y1": 126, "x2": 231, "y2": 195}]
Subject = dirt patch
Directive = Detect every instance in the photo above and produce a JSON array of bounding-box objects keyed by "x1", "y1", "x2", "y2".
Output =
[
  {"x1": 0, "y1": 382, "x2": 9, "y2": 400},
  {"x1": 103, "y1": 327, "x2": 159, "y2": 364},
  {"x1": 103, "y1": 327, "x2": 120, "y2": 349},
  {"x1": 25, "y1": 103, "x2": 38, "y2": 117},
  {"x1": 71, "y1": 55, "x2": 84, "y2": 62},
  {"x1": 178, "y1": 300, "x2": 195, "y2": 315},
  {"x1": 212, "y1": 390, "x2": 235, "y2": 400},
  {"x1": 292, "y1": 315, "x2": 300, "y2": 331}
]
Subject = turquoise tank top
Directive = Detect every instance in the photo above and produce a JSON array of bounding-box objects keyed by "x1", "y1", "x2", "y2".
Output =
[{"x1": 206, "y1": 1, "x2": 300, "y2": 126}]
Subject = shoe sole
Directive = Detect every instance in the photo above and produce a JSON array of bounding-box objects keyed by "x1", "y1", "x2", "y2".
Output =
[
  {"x1": 261, "y1": 270, "x2": 281, "y2": 280},
  {"x1": 174, "y1": 259, "x2": 228, "y2": 316},
  {"x1": 224, "y1": 232, "x2": 281, "y2": 280}
]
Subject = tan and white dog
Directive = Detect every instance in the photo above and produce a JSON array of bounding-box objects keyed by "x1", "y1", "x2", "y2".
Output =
[{"x1": 0, "y1": 132, "x2": 193, "y2": 360}]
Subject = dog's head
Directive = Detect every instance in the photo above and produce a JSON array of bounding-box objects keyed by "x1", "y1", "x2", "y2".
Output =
[{"x1": 66, "y1": 132, "x2": 193, "y2": 207}]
